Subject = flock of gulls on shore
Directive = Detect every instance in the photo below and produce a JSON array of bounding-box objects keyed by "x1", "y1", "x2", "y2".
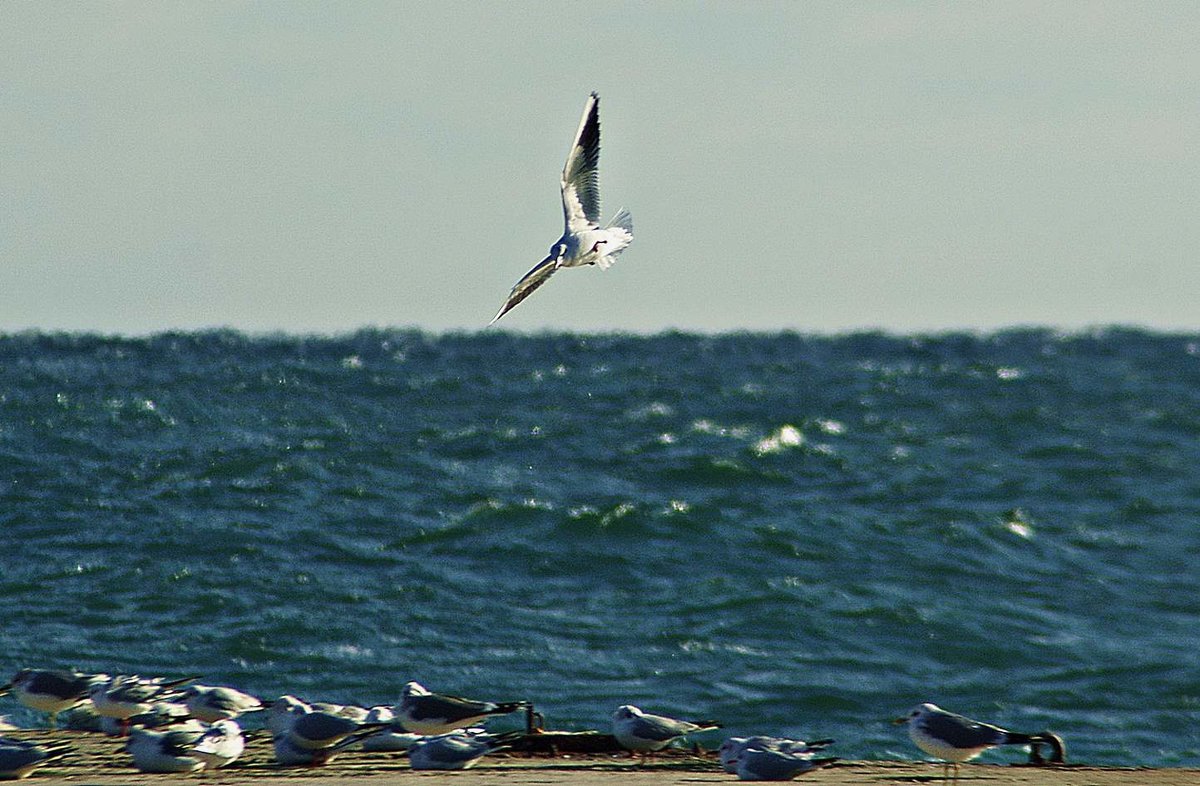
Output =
[{"x1": 0, "y1": 667, "x2": 1065, "y2": 781}]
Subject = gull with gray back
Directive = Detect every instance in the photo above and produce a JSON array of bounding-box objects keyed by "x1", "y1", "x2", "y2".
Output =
[
  {"x1": 406, "y1": 730, "x2": 518, "y2": 770},
  {"x1": 894, "y1": 702, "x2": 1061, "y2": 783},
  {"x1": 125, "y1": 727, "x2": 204, "y2": 774},
  {"x1": 735, "y1": 747, "x2": 839, "y2": 781},
  {"x1": 189, "y1": 719, "x2": 245, "y2": 770},
  {"x1": 183, "y1": 684, "x2": 264, "y2": 723},
  {"x1": 720, "y1": 736, "x2": 835, "y2": 774},
  {"x1": 395, "y1": 681, "x2": 525, "y2": 736},
  {"x1": 0, "y1": 737, "x2": 72, "y2": 780},
  {"x1": 1, "y1": 669, "x2": 108, "y2": 728},
  {"x1": 611, "y1": 704, "x2": 720, "y2": 756}
]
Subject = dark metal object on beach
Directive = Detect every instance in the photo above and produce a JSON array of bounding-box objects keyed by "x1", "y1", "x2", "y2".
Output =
[
  {"x1": 508, "y1": 730, "x2": 625, "y2": 755},
  {"x1": 511, "y1": 704, "x2": 626, "y2": 755},
  {"x1": 1026, "y1": 732, "x2": 1067, "y2": 765}
]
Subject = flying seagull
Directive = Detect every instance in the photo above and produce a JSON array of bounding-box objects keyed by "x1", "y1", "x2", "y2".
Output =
[{"x1": 490, "y1": 91, "x2": 633, "y2": 324}]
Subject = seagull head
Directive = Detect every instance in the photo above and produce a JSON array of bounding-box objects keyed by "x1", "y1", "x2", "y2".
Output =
[
  {"x1": 270, "y1": 695, "x2": 311, "y2": 717},
  {"x1": 211, "y1": 718, "x2": 241, "y2": 735},
  {"x1": 549, "y1": 242, "x2": 567, "y2": 263},
  {"x1": 894, "y1": 702, "x2": 940, "y2": 725},
  {"x1": 613, "y1": 705, "x2": 641, "y2": 722}
]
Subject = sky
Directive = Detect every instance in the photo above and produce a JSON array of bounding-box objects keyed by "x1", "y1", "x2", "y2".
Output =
[{"x1": 2, "y1": 2, "x2": 1198, "y2": 335}]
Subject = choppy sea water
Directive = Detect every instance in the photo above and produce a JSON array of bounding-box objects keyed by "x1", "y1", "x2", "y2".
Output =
[{"x1": 1, "y1": 328, "x2": 1198, "y2": 765}]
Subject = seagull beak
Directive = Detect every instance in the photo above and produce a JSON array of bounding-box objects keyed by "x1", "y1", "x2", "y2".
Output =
[{"x1": 892, "y1": 716, "x2": 909, "y2": 725}]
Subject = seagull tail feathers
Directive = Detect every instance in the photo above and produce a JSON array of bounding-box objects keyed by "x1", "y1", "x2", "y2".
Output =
[
  {"x1": 1001, "y1": 731, "x2": 1036, "y2": 745},
  {"x1": 605, "y1": 207, "x2": 633, "y2": 234},
  {"x1": 594, "y1": 207, "x2": 634, "y2": 271}
]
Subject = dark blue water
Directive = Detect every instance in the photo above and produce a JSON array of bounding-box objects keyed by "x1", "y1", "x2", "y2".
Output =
[{"x1": 2, "y1": 328, "x2": 1198, "y2": 765}]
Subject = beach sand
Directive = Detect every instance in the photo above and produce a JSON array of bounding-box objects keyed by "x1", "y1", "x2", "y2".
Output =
[{"x1": 5, "y1": 730, "x2": 1198, "y2": 786}]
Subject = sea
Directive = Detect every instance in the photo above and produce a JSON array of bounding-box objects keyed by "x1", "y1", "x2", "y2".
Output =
[{"x1": 1, "y1": 328, "x2": 1198, "y2": 766}]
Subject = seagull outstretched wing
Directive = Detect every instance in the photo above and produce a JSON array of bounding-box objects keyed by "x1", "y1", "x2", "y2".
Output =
[
  {"x1": 490, "y1": 255, "x2": 557, "y2": 325},
  {"x1": 560, "y1": 91, "x2": 601, "y2": 233}
]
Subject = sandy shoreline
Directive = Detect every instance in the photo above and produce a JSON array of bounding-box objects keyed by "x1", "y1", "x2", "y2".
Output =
[{"x1": 5, "y1": 730, "x2": 1198, "y2": 786}]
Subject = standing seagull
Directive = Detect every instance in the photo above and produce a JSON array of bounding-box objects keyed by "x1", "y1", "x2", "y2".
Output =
[
  {"x1": 611, "y1": 704, "x2": 720, "y2": 758},
  {"x1": 894, "y1": 703, "x2": 1062, "y2": 783},
  {"x1": 182, "y1": 684, "x2": 264, "y2": 723},
  {"x1": 0, "y1": 669, "x2": 108, "y2": 728},
  {"x1": 89, "y1": 675, "x2": 192, "y2": 732},
  {"x1": 490, "y1": 91, "x2": 634, "y2": 324},
  {"x1": 394, "y1": 681, "x2": 526, "y2": 736},
  {"x1": 0, "y1": 738, "x2": 72, "y2": 780}
]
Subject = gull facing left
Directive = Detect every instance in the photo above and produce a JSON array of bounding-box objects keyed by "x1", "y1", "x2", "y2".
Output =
[
  {"x1": 182, "y1": 684, "x2": 264, "y2": 723},
  {"x1": 611, "y1": 704, "x2": 720, "y2": 757},
  {"x1": 490, "y1": 91, "x2": 633, "y2": 324},
  {"x1": 0, "y1": 737, "x2": 72, "y2": 780},
  {"x1": 894, "y1": 703, "x2": 1062, "y2": 783},
  {"x1": 395, "y1": 681, "x2": 526, "y2": 736}
]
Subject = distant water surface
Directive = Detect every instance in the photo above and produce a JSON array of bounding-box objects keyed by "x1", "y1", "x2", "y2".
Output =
[{"x1": 1, "y1": 329, "x2": 1198, "y2": 765}]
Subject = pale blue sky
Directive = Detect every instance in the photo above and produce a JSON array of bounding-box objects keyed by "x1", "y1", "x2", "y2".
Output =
[{"x1": 3, "y1": 3, "x2": 1197, "y2": 334}]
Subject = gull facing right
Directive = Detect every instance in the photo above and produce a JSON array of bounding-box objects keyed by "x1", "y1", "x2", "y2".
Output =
[{"x1": 490, "y1": 91, "x2": 633, "y2": 324}]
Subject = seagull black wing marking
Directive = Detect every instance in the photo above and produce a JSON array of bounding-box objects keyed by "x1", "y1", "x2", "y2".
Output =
[
  {"x1": 490, "y1": 255, "x2": 557, "y2": 325},
  {"x1": 160, "y1": 730, "x2": 204, "y2": 757},
  {"x1": 561, "y1": 92, "x2": 601, "y2": 231},
  {"x1": 409, "y1": 695, "x2": 486, "y2": 723},
  {"x1": 919, "y1": 712, "x2": 1009, "y2": 749}
]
